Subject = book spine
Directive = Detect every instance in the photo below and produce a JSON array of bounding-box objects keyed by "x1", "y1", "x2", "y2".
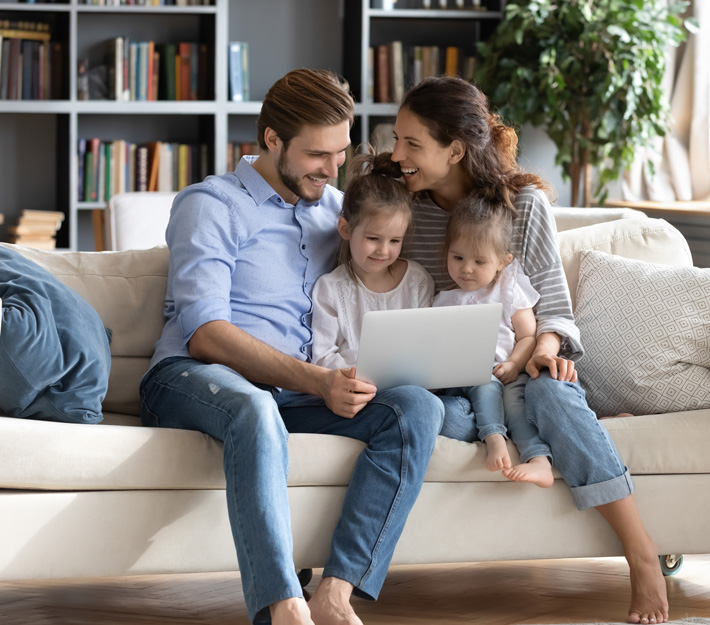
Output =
[
  {"x1": 189, "y1": 42, "x2": 198, "y2": 100},
  {"x1": 50, "y1": 42, "x2": 62, "y2": 99},
  {"x1": 0, "y1": 40, "x2": 11, "y2": 100},
  {"x1": 77, "y1": 138, "x2": 86, "y2": 201},
  {"x1": 240, "y1": 41, "x2": 249, "y2": 101},
  {"x1": 228, "y1": 42, "x2": 242, "y2": 102},
  {"x1": 179, "y1": 42, "x2": 190, "y2": 101},
  {"x1": 375, "y1": 45, "x2": 388, "y2": 103}
]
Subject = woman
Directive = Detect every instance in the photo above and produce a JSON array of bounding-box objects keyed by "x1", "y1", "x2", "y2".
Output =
[{"x1": 391, "y1": 76, "x2": 668, "y2": 625}]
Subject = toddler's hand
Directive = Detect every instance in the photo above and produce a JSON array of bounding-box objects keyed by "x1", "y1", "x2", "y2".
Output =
[{"x1": 493, "y1": 361, "x2": 518, "y2": 385}]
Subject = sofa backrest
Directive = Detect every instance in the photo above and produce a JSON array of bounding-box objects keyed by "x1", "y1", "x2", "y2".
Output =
[
  {"x1": 0, "y1": 216, "x2": 693, "y2": 418},
  {"x1": 558, "y1": 217, "x2": 692, "y2": 309},
  {"x1": 1, "y1": 243, "x2": 169, "y2": 416}
]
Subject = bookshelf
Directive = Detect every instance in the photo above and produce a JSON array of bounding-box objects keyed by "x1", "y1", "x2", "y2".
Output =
[
  {"x1": 344, "y1": 0, "x2": 506, "y2": 147},
  {"x1": 0, "y1": 0, "x2": 500, "y2": 250}
]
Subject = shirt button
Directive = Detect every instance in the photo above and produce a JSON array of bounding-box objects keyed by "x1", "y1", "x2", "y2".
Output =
[
  {"x1": 301, "y1": 244, "x2": 306, "y2": 250},
  {"x1": 277, "y1": 198, "x2": 282, "y2": 203}
]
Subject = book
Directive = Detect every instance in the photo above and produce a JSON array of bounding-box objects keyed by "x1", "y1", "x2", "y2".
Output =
[
  {"x1": 179, "y1": 42, "x2": 191, "y2": 101},
  {"x1": 445, "y1": 46, "x2": 459, "y2": 77},
  {"x1": 189, "y1": 42, "x2": 198, "y2": 100},
  {"x1": 0, "y1": 39, "x2": 10, "y2": 99},
  {"x1": 375, "y1": 44, "x2": 388, "y2": 103},
  {"x1": 228, "y1": 41, "x2": 243, "y2": 102},
  {"x1": 387, "y1": 40, "x2": 403, "y2": 103},
  {"x1": 146, "y1": 141, "x2": 160, "y2": 191},
  {"x1": 158, "y1": 43, "x2": 176, "y2": 100},
  {"x1": 77, "y1": 138, "x2": 86, "y2": 200},
  {"x1": 136, "y1": 144, "x2": 149, "y2": 191},
  {"x1": 158, "y1": 142, "x2": 173, "y2": 191},
  {"x1": 7, "y1": 38, "x2": 20, "y2": 100},
  {"x1": 240, "y1": 41, "x2": 249, "y2": 101},
  {"x1": 50, "y1": 41, "x2": 62, "y2": 99},
  {"x1": 197, "y1": 43, "x2": 207, "y2": 100}
]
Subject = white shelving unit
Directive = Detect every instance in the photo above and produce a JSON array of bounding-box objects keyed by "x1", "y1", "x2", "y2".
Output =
[{"x1": 344, "y1": 0, "x2": 505, "y2": 146}]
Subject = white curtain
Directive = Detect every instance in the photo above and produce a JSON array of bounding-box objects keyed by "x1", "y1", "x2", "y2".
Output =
[{"x1": 622, "y1": 1, "x2": 710, "y2": 202}]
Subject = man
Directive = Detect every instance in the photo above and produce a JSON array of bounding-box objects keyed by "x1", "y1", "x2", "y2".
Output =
[{"x1": 140, "y1": 69, "x2": 445, "y2": 625}]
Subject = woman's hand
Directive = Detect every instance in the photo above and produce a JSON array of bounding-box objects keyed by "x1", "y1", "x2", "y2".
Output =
[{"x1": 526, "y1": 353, "x2": 577, "y2": 383}]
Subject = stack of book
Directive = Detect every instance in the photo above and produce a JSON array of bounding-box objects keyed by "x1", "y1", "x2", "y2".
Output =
[
  {"x1": 105, "y1": 37, "x2": 209, "y2": 101},
  {"x1": 0, "y1": 20, "x2": 63, "y2": 100},
  {"x1": 368, "y1": 41, "x2": 476, "y2": 103},
  {"x1": 78, "y1": 138, "x2": 209, "y2": 201},
  {"x1": 8, "y1": 210, "x2": 64, "y2": 250}
]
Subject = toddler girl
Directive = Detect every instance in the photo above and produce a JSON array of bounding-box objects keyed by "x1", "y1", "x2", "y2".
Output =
[
  {"x1": 311, "y1": 151, "x2": 434, "y2": 370},
  {"x1": 434, "y1": 197, "x2": 554, "y2": 488}
]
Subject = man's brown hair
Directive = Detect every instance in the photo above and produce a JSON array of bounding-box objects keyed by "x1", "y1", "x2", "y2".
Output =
[{"x1": 257, "y1": 69, "x2": 355, "y2": 151}]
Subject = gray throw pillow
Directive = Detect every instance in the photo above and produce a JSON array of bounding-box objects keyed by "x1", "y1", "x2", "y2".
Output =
[{"x1": 574, "y1": 250, "x2": 710, "y2": 417}]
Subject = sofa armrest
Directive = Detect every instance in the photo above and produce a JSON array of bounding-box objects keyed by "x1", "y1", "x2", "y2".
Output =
[{"x1": 552, "y1": 206, "x2": 648, "y2": 232}]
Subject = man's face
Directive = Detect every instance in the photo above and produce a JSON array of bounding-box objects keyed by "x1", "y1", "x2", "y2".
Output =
[{"x1": 275, "y1": 121, "x2": 351, "y2": 203}]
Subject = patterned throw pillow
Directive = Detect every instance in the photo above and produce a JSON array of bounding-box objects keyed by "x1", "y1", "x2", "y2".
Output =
[{"x1": 574, "y1": 250, "x2": 710, "y2": 417}]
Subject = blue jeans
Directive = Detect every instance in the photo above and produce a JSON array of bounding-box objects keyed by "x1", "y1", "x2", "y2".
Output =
[
  {"x1": 525, "y1": 372, "x2": 634, "y2": 510},
  {"x1": 462, "y1": 374, "x2": 551, "y2": 464},
  {"x1": 140, "y1": 356, "x2": 444, "y2": 624}
]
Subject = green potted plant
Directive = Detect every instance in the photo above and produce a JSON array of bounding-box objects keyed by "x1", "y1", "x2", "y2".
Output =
[{"x1": 476, "y1": 0, "x2": 697, "y2": 206}]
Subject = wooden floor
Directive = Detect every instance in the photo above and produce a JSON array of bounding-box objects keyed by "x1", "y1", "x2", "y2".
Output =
[{"x1": 1, "y1": 555, "x2": 709, "y2": 624}]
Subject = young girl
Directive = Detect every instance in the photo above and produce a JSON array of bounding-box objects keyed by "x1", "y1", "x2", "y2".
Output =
[
  {"x1": 311, "y1": 151, "x2": 434, "y2": 370},
  {"x1": 434, "y1": 198, "x2": 553, "y2": 488}
]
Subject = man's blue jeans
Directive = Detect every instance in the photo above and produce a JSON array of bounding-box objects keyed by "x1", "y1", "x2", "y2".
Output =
[{"x1": 140, "y1": 356, "x2": 444, "y2": 624}]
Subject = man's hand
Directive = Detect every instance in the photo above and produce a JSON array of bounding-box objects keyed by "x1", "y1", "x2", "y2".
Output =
[
  {"x1": 493, "y1": 361, "x2": 519, "y2": 385},
  {"x1": 526, "y1": 352, "x2": 577, "y2": 383},
  {"x1": 319, "y1": 367, "x2": 377, "y2": 418}
]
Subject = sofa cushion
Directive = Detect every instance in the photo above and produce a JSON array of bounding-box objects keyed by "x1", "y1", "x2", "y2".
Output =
[
  {"x1": 1, "y1": 243, "x2": 169, "y2": 416},
  {"x1": 0, "y1": 246, "x2": 111, "y2": 424},
  {"x1": 1, "y1": 409, "x2": 709, "y2": 491},
  {"x1": 574, "y1": 250, "x2": 710, "y2": 417},
  {"x1": 557, "y1": 217, "x2": 692, "y2": 309}
]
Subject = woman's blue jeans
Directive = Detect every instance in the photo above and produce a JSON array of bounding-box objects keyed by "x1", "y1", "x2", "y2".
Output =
[
  {"x1": 140, "y1": 357, "x2": 444, "y2": 624},
  {"x1": 439, "y1": 371, "x2": 634, "y2": 511}
]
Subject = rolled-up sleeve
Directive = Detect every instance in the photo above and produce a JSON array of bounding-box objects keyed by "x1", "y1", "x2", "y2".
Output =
[{"x1": 167, "y1": 187, "x2": 239, "y2": 345}]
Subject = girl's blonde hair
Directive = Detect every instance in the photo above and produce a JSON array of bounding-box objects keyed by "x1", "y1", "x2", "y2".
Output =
[
  {"x1": 339, "y1": 147, "x2": 412, "y2": 278},
  {"x1": 444, "y1": 196, "x2": 513, "y2": 268}
]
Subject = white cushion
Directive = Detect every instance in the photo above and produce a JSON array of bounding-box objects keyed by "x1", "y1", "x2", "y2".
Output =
[
  {"x1": 552, "y1": 206, "x2": 647, "y2": 232},
  {"x1": 574, "y1": 250, "x2": 710, "y2": 417},
  {"x1": 1, "y1": 409, "x2": 709, "y2": 491},
  {"x1": 106, "y1": 192, "x2": 176, "y2": 251}
]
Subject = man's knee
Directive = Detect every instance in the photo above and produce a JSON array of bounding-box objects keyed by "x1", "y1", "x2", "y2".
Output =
[
  {"x1": 378, "y1": 385, "x2": 444, "y2": 437},
  {"x1": 227, "y1": 387, "x2": 287, "y2": 442}
]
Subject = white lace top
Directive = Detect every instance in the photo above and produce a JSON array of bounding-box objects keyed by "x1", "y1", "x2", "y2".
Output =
[
  {"x1": 311, "y1": 260, "x2": 435, "y2": 369},
  {"x1": 432, "y1": 258, "x2": 539, "y2": 365}
]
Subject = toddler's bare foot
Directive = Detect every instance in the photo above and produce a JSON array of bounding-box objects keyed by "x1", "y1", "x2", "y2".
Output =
[
  {"x1": 309, "y1": 577, "x2": 363, "y2": 625},
  {"x1": 627, "y1": 549, "x2": 669, "y2": 624},
  {"x1": 271, "y1": 597, "x2": 315, "y2": 625},
  {"x1": 484, "y1": 434, "x2": 511, "y2": 472},
  {"x1": 502, "y1": 456, "x2": 554, "y2": 488}
]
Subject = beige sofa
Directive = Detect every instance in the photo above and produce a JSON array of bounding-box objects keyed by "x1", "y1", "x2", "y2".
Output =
[{"x1": 0, "y1": 213, "x2": 708, "y2": 584}]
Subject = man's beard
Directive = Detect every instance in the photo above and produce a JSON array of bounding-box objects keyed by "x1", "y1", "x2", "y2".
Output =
[{"x1": 276, "y1": 151, "x2": 326, "y2": 203}]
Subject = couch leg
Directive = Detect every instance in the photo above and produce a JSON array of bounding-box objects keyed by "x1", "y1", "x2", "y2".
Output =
[
  {"x1": 659, "y1": 554, "x2": 684, "y2": 576},
  {"x1": 297, "y1": 568, "x2": 313, "y2": 587}
]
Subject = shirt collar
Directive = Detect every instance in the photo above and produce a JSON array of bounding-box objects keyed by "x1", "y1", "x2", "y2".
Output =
[{"x1": 235, "y1": 155, "x2": 321, "y2": 208}]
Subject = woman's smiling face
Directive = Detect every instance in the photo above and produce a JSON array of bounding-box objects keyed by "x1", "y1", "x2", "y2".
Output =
[{"x1": 391, "y1": 107, "x2": 457, "y2": 194}]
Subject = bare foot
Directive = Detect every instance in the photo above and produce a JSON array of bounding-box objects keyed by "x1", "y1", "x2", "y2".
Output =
[
  {"x1": 600, "y1": 413, "x2": 635, "y2": 419},
  {"x1": 626, "y1": 550, "x2": 669, "y2": 624},
  {"x1": 309, "y1": 577, "x2": 363, "y2": 625},
  {"x1": 502, "y1": 456, "x2": 554, "y2": 488},
  {"x1": 271, "y1": 597, "x2": 315, "y2": 625},
  {"x1": 484, "y1": 434, "x2": 511, "y2": 472}
]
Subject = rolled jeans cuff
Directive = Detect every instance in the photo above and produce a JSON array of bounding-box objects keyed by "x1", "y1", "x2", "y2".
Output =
[
  {"x1": 570, "y1": 468, "x2": 635, "y2": 511},
  {"x1": 477, "y1": 424, "x2": 507, "y2": 441}
]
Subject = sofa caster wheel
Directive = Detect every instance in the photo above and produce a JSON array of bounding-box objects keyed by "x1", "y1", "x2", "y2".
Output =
[
  {"x1": 297, "y1": 568, "x2": 313, "y2": 587},
  {"x1": 659, "y1": 554, "x2": 683, "y2": 576}
]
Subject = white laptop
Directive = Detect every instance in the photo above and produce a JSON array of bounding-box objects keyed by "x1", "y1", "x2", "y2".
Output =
[{"x1": 355, "y1": 303, "x2": 502, "y2": 390}]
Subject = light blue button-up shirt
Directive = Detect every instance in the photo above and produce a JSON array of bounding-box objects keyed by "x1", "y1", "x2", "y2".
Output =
[{"x1": 149, "y1": 156, "x2": 342, "y2": 371}]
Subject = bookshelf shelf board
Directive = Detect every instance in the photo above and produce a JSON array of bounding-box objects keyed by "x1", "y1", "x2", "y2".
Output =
[
  {"x1": 0, "y1": 4, "x2": 70, "y2": 12},
  {"x1": 75, "y1": 5, "x2": 217, "y2": 14},
  {"x1": 78, "y1": 202, "x2": 106, "y2": 211},
  {"x1": 354, "y1": 102, "x2": 398, "y2": 116},
  {"x1": 74, "y1": 101, "x2": 219, "y2": 114},
  {"x1": 225, "y1": 101, "x2": 263, "y2": 115},
  {"x1": 369, "y1": 9, "x2": 503, "y2": 19},
  {"x1": 0, "y1": 101, "x2": 72, "y2": 113}
]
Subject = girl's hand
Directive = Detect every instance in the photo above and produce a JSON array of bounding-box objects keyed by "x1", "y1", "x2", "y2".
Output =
[
  {"x1": 493, "y1": 361, "x2": 519, "y2": 385},
  {"x1": 526, "y1": 353, "x2": 577, "y2": 383}
]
